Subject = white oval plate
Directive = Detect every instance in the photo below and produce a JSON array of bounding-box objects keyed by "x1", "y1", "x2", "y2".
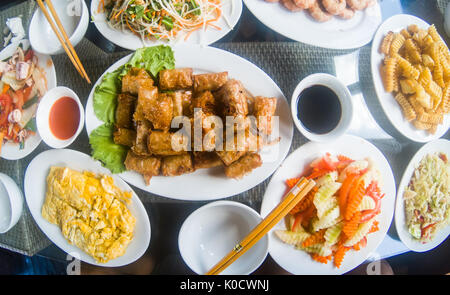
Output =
[
  {"x1": 85, "y1": 44, "x2": 293, "y2": 201},
  {"x1": 394, "y1": 139, "x2": 450, "y2": 252},
  {"x1": 24, "y1": 149, "x2": 151, "y2": 267},
  {"x1": 371, "y1": 14, "x2": 450, "y2": 143},
  {"x1": 260, "y1": 134, "x2": 396, "y2": 275},
  {"x1": 90, "y1": 0, "x2": 243, "y2": 50},
  {"x1": 244, "y1": 0, "x2": 381, "y2": 50},
  {"x1": 1, "y1": 52, "x2": 57, "y2": 160}
]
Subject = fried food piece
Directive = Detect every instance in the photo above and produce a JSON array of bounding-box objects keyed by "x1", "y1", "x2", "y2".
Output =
[
  {"x1": 193, "y1": 152, "x2": 223, "y2": 169},
  {"x1": 132, "y1": 120, "x2": 151, "y2": 156},
  {"x1": 224, "y1": 153, "x2": 262, "y2": 179},
  {"x1": 134, "y1": 85, "x2": 158, "y2": 123},
  {"x1": 170, "y1": 90, "x2": 192, "y2": 117},
  {"x1": 159, "y1": 68, "x2": 193, "y2": 90},
  {"x1": 379, "y1": 31, "x2": 394, "y2": 55},
  {"x1": 191, "y1": 91, "x2": 216, "y2": 115},
  {"x1": 216, "y1": 150, "x2": 246, "y2": 166},
  {"x1": 253, "y1": 96, "x2": 277, "y2": 135},
  {"x1": 215, "y1": 79, "x2": 249, "y2": 117},
  {"x1": 193, "y1": 72, "x2": 228, "y2": 93},
  {"x1": 113, "y1": 128, "x2": 136, "y2": 147},
  {"x1": 147, "y1": 92, "x2": 174, "y2": 130},
  {"x1": 116, "y1": 93, "x2": 136, "y2": 129},
  {"x1": 147, "y1": 131, "x2": 188, "y2": 156},
  {"x1": 161, "y1": 153, "x2": 195, "y2": 176},
  {"x1": 124, "y1": 151, "x2": 161, "y2": 185},
  {"x1": 122, "y1": 67, "x2": 153, "y2": 95},
  {"x1": 394, "y1": 93, "x2": 416, "y2": 122}
]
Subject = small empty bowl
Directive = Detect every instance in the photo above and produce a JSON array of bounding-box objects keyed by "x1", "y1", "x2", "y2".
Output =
[
  {"x1": 178, "y1": 201, "x2": 268, "y2": 275},
  {"x1": 29, "y1": 0, "x2": 89, "y2": 55},
  {"x1": 291, "y1": 73, "x2": 354, "y2": 142},
  {"x1": 36, "y1": 86, "x2": 84, "y2": 149},
  {"x1": 0, "y1": 173, "x2": 23, "y2": 234}
]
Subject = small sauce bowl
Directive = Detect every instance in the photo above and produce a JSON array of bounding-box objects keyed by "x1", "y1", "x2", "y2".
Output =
[
  {"x1": 291, "y1": 73, "x2": 354, "y2": 142},
  {"x1": 36, "y1": 86, "x2": 84, "y2": 149},
  {"x1": 0, "y1": 173, "x2": 23, "y2": 234},
  {"x1": 178, "y1": 200, "x2": 269, "y2": 275}
]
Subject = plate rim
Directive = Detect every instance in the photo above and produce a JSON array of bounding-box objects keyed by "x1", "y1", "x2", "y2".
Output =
[
  {"x1": 394, "y1": 138, "x2": 450, "y2": 252},
  {"x1": 23, "y1": 148, "x2": 151, "y2": 267},
  {"x1": 90, "y1": 0, "x2": 243, "y2": 50},
  {"x1": 0, "y1": 52, "x2": 57, "y2": 160},
  {"x1": 84, "y1": 44, "x2": 294, "y2": 201},
  {"x1": 260, "y1": 134, "x2": 397, "y2": 275},
  {"x1": 243, "y1": 0, "x2": 382, "y2": 50},
  {"x1": 370, "y1": 14, "x2": 450, "y2": 143}
]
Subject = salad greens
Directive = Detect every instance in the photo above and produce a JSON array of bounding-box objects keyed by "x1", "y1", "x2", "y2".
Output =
[{"x1": 90, "y1": 45, "x2": 175, "y2": 173}]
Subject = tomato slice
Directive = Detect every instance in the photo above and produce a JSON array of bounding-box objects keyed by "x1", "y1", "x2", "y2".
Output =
[{"x1": 0, "y1": 93, "x2": 12, "y2": 126}]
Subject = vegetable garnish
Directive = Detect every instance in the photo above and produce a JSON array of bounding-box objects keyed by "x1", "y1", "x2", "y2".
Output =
[{"x1": 275, "y1": 154, "x2": 384, "y2": 268}]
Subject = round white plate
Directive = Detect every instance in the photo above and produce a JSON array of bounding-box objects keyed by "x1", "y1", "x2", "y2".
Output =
[
  {"x1": 1, "y1": 52, "x2": 57, "y2": 160},
  {"x1": 244, "y1": 0, "x2": 381, "y2": 49},
  {"x1": 260, "y1": 134, "x2": 396, "y2": 275},
  {"x1": 24, "y1": 149, "x2": 151, "y2": 267},
  {"x1": 90, "y1": 0, "x2": 243, "y2": 50},
  {"x1": 371, "y1": 14, "x2": 450, "y2": 143},
  {"x1": 85, "y1": 44, "x2": 293, "y2": 201},
  {"x1": 394, "y1": 139, "x2": 450, "y2": 252}
]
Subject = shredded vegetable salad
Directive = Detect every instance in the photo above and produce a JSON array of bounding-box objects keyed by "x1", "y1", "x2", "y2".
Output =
[
  {"x1": 98, "y1": 0, "x2": 229, "y2": 42},
  {"x1": 403, "y1": 153, "x2": 450, "y2": 243},
  {"x1": 275, "y1": 153, "x2": 384, "y2": 268},
  {"x1": 0, "y1": 45, "x2": 47, "y2": 153}
]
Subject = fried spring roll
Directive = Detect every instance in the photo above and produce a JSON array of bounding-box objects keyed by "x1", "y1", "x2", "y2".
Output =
[
  {"x1": 191, "y1": 91, "x2": 216, "y2": 115},
  {"x1": 193, "y1": 152, "x2": 223, "y2": 169},
  {"x1": 124, "y1": 151, "x2": 161, "y2": 185},
  {"x1": 113, "y1": 128, "x2": 136, "y2": 147},
  {"x1": 116, "y1": 93, "x2": 136, "y2": 129},
  {"x1": 122, "y1": 67, "x2": 153, "y2": 95},
  {"x1": 147, "y1": 131, "x2": 188, "y2": 156},
  {"x1": 146, "y1": 93, "x2": 173, "y2": 130},
  {"x1": 216, "y1": 79, "x2": 248, "y2": 117},
  {"x1": 131, "y1": 120, "x2": 151, "y2": 156},
  {"x1": 193, "y1": 72, "x2": 228, "y2": 93},
  {"x1": 253, "y1": 96, "x2": 277, "y2": 135},
  {"x1": 224, "y1": 153, "x2": 262, "y2": 179},
  {"x1": 159, "y1": 68, "x2": 193, "y2": 90},
  {"x1": 216, "y1": 150, "x2": 246, "y2": 166},
  {"x1": 134, "y1": 85, "x2": 158, "y2": 123},
  {"x1": 161, "y1": 153, "x2": 195, "y2": 176}
]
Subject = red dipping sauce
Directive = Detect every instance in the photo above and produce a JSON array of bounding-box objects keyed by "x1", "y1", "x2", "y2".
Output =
[{"x1": 49, "y1": 96, "x2": 80, "y2": 140}]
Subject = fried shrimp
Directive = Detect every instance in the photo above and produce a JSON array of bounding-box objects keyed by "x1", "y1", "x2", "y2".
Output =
[
  {"x1": 322, "y1": 0, "x2": 346, "y2": 15},
  {"x1": 308, "y1": 0, "x2": 332, "y2": 22},
  {"x1": 281, "y1": 0, "x2": 304, "y2": 11},
  {"x1": 337, "y1": 6, "x2": 355, "y2": 19},
  {"x1": 293, "y1": 0, "x2": 315, "y2": 9},
  {"x1": 346, "y1": 0, "x2": 368, "y2": 10}
]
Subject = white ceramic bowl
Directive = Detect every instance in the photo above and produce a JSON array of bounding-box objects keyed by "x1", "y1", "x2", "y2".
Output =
[
  {"x1": 29, "y1": 0, "x2": 89, "y2": 55},
  {"x1": 291, "y1": 73, "x2": 354, "y2": 142},
  {"x1": 0, "y1": 173, "x2": 24, "y2": 234},
  {"x1": 36, "y1": 86, "x2": 84, "y2": 149},
  {"x1": 178, "y1": 201, "x2": 269, "y2": 275}
]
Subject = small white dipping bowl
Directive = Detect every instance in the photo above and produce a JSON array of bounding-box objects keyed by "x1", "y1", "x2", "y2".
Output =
[
  {"x1": 178, "y1": 201, "x2": 269, "y2": 275},
  {"x1": 29, "y1": 0, "x2": 89, "y2": 55},
  {"x1": 0, "y1": 173, "x2": 23, "y2": 234},
  {"x1": 291, "y1": 73, "x2": 354, "y2": 143},
  {"x1": 36, "y1": 86, "x2": 84, "y2": 149}
]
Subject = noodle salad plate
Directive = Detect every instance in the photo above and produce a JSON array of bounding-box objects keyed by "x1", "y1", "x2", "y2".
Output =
[
  {"x1": 91, "y1": 0, "x2": 243, "y2": 50},
  {"x1": 244, "y1": 0, "x2": 381, "y2": 50},
  {"x1": 260, "y1": 135, "x2": 396, "y2": 275},
  {"x1": 394, "y1": 139, "x2": 450, "y2": 253},
  {"x1": 85, "y1": 44, "x2": 293, "y2": 201}
]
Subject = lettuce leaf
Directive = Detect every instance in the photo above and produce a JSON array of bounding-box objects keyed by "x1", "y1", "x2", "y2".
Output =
[
  {"x1": 89, "y1": 123, "x2": 127, "y2": 174},
  {"x1": 121, "y1": 45, "x2": 175, "y2": 78},
  {"x1": 93, "y1": 67, "x2": 123, "y2": 124}
]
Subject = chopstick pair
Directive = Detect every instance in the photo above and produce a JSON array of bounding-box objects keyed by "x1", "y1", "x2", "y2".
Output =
[
  {"x1": 205, "y1": 177, "x2": 316, "y2": 275},
  {"x1": 36, "y1": 0, "x2": 91, "y2": 84}
]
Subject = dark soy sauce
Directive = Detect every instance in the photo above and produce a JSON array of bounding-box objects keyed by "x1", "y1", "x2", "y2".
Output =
[{"x1": 297, "y1": 85, "x2": 342, "y2": 134}]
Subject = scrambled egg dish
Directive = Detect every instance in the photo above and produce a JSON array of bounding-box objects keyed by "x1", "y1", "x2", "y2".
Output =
[{"x1": 42, "y1": 167, "x2": 136, "y2": 263}]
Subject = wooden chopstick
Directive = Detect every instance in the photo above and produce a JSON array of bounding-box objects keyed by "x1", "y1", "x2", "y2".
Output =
[
  {"x1": 36, "y1": 0, "x2": 91, "y2": 83},
  {"x1": 205, "y1": 177, "x2": 316, "y2": 275}
]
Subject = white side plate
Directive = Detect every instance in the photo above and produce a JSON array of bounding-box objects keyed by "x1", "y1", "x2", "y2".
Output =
[
  {"x1": 85, "y1": 44, "x2": 293, "y2": 201},
  {"x1": 394, "y1": 139, "x2": 450, "y2": 252},
  {"x1": 24, "y1": 149, "x2": 151, "y2": 267},
  {"x1": 260, "y1": 134, "x2": 396, "y2": 275}
]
